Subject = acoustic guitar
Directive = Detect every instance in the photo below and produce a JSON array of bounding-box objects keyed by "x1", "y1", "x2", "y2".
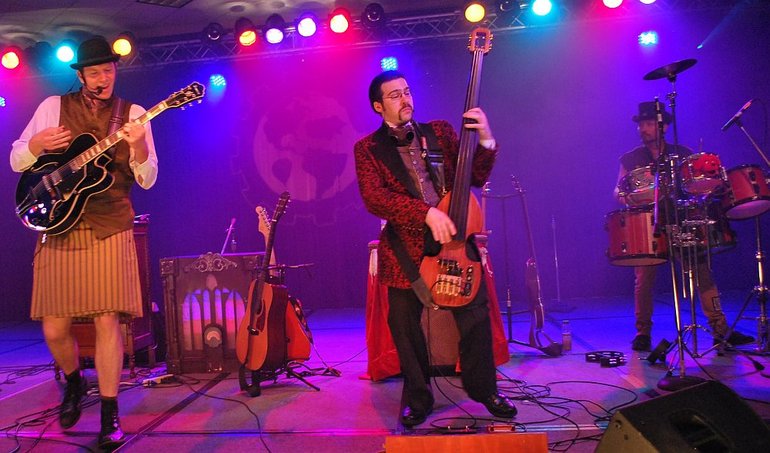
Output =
[
  {"x1": 15, "y1": 82, "x2": 205, "y2": 235},
  {"x1": 236, "y1": 192, "x2": 291, "y2": 377},
  {"x1": 419, "y1": 27, "x2": 493, "y2": 308},
  {"x1": 255, "y1": 204, "x2": 312, "y2": 362}
]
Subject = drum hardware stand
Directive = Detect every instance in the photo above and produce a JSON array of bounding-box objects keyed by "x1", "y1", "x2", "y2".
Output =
[
  {"x1": 482, "y1": 178, "x2": 562, "y2": 357},
  {"x1": 719, "y1": 117, "x2": 770, "y2": 355}
]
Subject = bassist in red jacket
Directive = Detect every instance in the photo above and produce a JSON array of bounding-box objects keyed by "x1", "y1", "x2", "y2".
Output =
[{"x1": 354, "y1": 70, "x2": 515, "y2": 427}]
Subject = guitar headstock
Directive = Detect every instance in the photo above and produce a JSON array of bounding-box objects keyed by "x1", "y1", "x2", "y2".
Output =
[
  {"x1": 255, "y1": 206, "x2": 271, "y2": 238},
  {"x1": 468, "y1": 27, "x2": 492, "y2": 54},
  {"x1": 165, "y1": 82, "x2": 205, "y2": 110},
  {"x1": 272, "y1": 191, "x2": 291, "y2": 225}
]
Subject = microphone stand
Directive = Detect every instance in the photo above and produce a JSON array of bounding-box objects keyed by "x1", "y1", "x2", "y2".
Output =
[
  {"x1": 220, "y1": 218, "x2": 236, "y2": 255},
  {"x1": 716, "y1": 116, "x2": 770, "y2": 355}
]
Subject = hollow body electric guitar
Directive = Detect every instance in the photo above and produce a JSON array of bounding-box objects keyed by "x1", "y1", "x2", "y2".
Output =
[
  {"x1": 236, "y1": 192, "x2": 291, "y2": 375},
  {"x1": 15, "y1": 82, "x2": 205, "y2": 235},
  {"x1": 419, "y1": 27, "x2": 492, "y2": 308}
]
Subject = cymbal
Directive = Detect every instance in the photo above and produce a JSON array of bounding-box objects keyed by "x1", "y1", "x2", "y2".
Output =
[{"x1": 643, "y1": 58, "x2": 697, "y2": 81}]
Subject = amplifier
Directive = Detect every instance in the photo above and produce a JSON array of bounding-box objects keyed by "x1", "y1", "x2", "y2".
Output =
[{"x1": 161, "y1": 252, "x2": 265, "y2": 374}]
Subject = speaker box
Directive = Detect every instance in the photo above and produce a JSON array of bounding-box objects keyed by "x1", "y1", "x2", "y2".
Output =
[
  {"x1": 161, "y1": 252, "x2": 265, "y2": 374},
  {"x1": 596, "y1": 380, "x2": 770, "y2": 453}
]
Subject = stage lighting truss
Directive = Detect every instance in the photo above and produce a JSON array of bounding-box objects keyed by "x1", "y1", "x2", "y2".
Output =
[{"x1": 78, "y1": 0, "x2": 759, "y2": 70}]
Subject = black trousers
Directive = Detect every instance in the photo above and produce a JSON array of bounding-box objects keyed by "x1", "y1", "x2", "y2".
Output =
[{"x1": 387, "y1": 281, "x2": 497, "y2": 411}]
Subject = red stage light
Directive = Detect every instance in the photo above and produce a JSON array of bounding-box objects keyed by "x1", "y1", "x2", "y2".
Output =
[
  {"x1": 2, "y1": 47, "x2": 21, "y2": 70},
  {"x1": 329, "y1": 8, "x2": 351, "y2": 34}
]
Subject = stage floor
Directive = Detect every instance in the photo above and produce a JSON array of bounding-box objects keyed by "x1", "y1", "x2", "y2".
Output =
[{"x1": 1, "y1": 291, "x2": 768, "y2": 452}]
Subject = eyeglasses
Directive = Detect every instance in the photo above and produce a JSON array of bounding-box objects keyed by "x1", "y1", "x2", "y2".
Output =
[{"x1": 383, "y1": 88, "x2": 411, "y2": 101}]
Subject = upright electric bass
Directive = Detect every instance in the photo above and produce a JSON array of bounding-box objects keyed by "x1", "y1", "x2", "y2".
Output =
[
  {"x1": 15, "y1": 82, "x2": 204, "y2": 235},
  {"x1": 419, "y1": 27, "x2": 492, "y2": 308}
]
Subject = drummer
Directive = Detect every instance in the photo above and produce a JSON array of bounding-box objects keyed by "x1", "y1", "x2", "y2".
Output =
[{"x1": 614, "y1": 101, "x2": 754, "y2": 352}]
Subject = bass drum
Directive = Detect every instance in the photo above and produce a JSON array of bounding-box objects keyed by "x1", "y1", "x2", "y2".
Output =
[{"x1": 606, "y1": 207, "x2": 668, "y2": 266}]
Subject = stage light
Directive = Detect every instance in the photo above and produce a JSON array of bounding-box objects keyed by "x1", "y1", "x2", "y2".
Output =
[
  {"x1": 603, "y1": 0, "x2": 623, "y2": 7},
  {"x1": 494, "y1": 0, "x2": 522, "y2": 24},
  {"x1": 380, "y1": 56, "x2": 398, "y2": 71},
  {"x1": 2, "y1": 47, "x2": 21, "y2": 70},
  {"x1": 264, "y1": 14, "x2": 285, "y2": 44},
  {"x1": 361, "y1": 3, "x2": 387, "y2": 30},
  {"x1": 329, "y1": 8, "x2": 351, "y2": 34},
  {"x1": 0, "y1": 96, "x2": 6, "y2": 107},
  {"x1": 25, "y1": 41, "x2": 53, "y2": 70},
  {"x1": 464, "y1": 2, "x2": 486, "y2": 23},
  {"x1": 55, "y1": 41, "x2": 76, "y2": 63},
  {"x1": 203, "y1": 22, "x2": 225, "y2": 42},
  {"x1": 112, "y1": 33, "x2": 135, "y2": 57},
  {"x1": 209, "y1": 74, "x2": 226, "y2": 87},
  {"x1": 640, "y1": 0, "x2": 656, "y2": 4},
  {"x1": 532, "y1": 0, "x2": 553, "y2": 16},
  {"x1": 235, "y1": 17, "x2": 258, "y2": 47},
  {"x1": 639, "y1": 30, "x2": 658, "y2": 46},
  {"x1": 296, "y1": 13, "x2": 318, "y2": 38}
]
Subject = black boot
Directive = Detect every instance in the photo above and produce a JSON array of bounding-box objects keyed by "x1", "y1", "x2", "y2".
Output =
[
  {"x1": 59, "y1": 369, "x2": 87, "y2": 429},
  {"x1": 97, "y1": 397, "x2": 125, "y2": 450}
]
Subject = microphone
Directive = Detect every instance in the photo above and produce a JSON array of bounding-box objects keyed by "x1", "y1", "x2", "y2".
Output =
[
  {"x1": 654, "y1": 98, "x2": 663, "y2": 124},
  {"x1": 721, "y1": 99, "x2": 754, "y2": 132}
]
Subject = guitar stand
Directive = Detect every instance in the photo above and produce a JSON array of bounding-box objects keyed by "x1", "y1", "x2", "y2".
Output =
[{"x1": 239, "y1": 363, "x2": 321, "y2": 398}]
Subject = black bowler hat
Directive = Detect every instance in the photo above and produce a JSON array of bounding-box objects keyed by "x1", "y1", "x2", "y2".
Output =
[
  {"x1": 632, "y1": 101, "x2": 672, "y2": 124},
  {"x1": 70, "y1": 36, "x2": 120, "y2": 70}
]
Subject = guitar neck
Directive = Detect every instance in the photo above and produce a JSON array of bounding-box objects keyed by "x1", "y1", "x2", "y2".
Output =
[{"x1": 70, "y1": 101, "x2": 169, "y2": 170}]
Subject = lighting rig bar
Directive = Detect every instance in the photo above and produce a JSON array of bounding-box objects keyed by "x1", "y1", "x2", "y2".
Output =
[{"x1": 118, "y1": 0, "x2": 758, "y2": 70}]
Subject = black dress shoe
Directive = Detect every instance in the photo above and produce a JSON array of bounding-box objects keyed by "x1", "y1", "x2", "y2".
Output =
[
  {"x1": 714, "y1": 331, "x2": 755, "y2": 347},
  {"x1": 59, "y1": 370, "x2": 87, "y2": 429},
  {"x1": 631, "y1": 335, "x2": 652, "y2": 352},
  {"x1": 482, "y1": 393, "x2": 517, "y2": 418},
  {"x1": 98, "y1": 399, "x2": 126, "y2": 450},
  {"x1": 400, "y1": 405, "x2": 433, "y2": 427}
]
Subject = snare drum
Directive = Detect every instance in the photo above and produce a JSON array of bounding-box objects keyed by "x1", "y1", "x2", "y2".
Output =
[
  {"x1": 720, "y1": 164, "x2": 770, "y2": 219},
  {"x1": 679, "y1": 152, "x2": 724, "y2": 195},
  {"x1": 606, "y1": 207, "x2": 668, "y2": 266},
  {"x1": 618, "y1": 166, "x2": 656, "y2": 206}
]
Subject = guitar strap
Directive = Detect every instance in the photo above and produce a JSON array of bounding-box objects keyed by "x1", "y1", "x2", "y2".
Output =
[
  {"x1": 414, "y1": 122, "x2": 447, "y2": 198},
  {"x1": 385, "y1": 223, "x2": 438, "y2": 310},
  {"x1": 106, "y1": 97, "x2": 126, "y2": 158}
]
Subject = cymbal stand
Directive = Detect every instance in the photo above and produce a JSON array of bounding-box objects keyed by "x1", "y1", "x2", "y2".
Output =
[{"x1": 652, "y1": 88, "x2": 706, "y2": 389}]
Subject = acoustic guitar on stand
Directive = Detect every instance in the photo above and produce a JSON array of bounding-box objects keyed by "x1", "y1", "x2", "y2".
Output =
[{"x1": 419, "y1": 27, "x2": 492, "y2": 308}]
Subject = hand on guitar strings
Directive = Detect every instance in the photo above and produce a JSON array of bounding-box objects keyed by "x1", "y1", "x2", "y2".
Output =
[
  {"x1": 426, "y1": 207, "x2": 457, "y2": 244},
  {"x1": 28, "y1": 126, "x2": 71, "y2": 156},
  {"x1": 121, "y1": 120, "x2": 146, "y2": 145}
]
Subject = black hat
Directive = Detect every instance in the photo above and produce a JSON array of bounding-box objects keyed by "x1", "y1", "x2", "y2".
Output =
[
  {"x1": 70, "y1": 36, "x2": 120, "y2": 70},
  {"x1": 632, "y1": 101, "x2": 672, "y2": 124}
]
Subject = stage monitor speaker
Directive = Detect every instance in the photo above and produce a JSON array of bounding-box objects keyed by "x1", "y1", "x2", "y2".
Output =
[
  {"x1": 161, "y1": 252, "x2": 265, "y2": 374},
  {"x1": 596, "y1": 380, "x2": 770, "y2": 453}
]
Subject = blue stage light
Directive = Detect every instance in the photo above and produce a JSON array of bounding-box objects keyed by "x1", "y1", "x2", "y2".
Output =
[
  {"x1": 380, "y1": 57, "x2": 398, "y2": 71},
  {"x1": 210, "y1": 74, "x2": 227, "y2": 87},
  {"x1": 639, "y1": 31, "x2": 659, "y2": 46},
  {"x1": 532, "y1": 0, "x2": 553, "y2": 16}
]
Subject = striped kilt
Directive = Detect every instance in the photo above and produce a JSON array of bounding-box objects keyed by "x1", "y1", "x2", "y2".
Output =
[{"x1": 30, "y1": 223, "x2": 143, "y2": 320}]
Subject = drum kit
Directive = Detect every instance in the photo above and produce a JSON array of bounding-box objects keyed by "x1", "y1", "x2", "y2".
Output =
[{"x1": 605, "y1": 58, "x2": 770, "y2": 390}]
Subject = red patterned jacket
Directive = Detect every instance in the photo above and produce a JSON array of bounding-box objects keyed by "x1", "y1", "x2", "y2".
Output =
[{"x1": 354, "y1": 120, "x2": 498, "y2": 288}]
